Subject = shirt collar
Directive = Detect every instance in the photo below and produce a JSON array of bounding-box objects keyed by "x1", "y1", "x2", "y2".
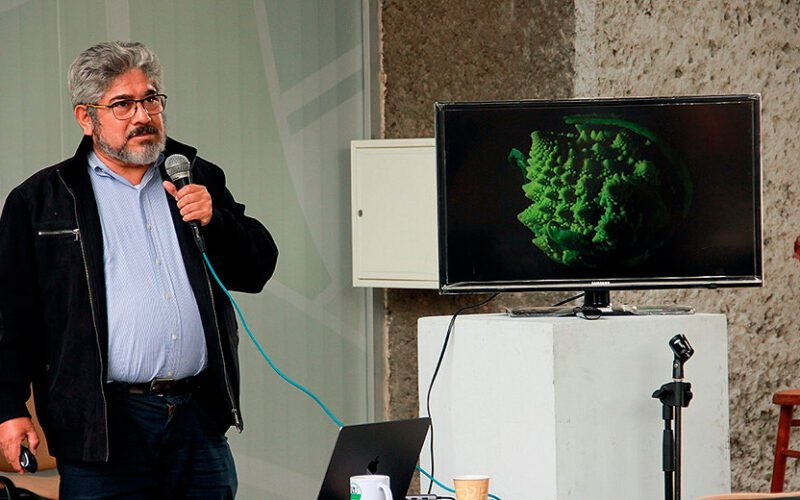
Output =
[{"x1": 87, "y1": 151, "x2": 165, "y2": 188}]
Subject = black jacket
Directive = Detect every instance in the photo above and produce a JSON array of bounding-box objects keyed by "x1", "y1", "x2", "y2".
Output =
[{"x1": 0, "y1": 136, "x2": 278, "y2": 461}]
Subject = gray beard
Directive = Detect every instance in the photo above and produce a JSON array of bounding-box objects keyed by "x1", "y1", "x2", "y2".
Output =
[{"x1": 92, "y1": 117, "x2": 167, "y2": 166}]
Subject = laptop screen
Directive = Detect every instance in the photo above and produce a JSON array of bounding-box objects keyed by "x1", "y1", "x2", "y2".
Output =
[{"x1": 317, "y1": 417, "x2": 431, "y2": 500}]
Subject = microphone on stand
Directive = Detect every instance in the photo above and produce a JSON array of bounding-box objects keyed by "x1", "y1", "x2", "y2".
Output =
[{"x1": 165, "y1": 154, "x2": 206, "y2": 252}]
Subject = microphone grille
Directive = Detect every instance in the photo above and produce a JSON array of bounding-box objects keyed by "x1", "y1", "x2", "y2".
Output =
[{"x1": 165, "y1": 154, "x2": 191, "y2": 182}]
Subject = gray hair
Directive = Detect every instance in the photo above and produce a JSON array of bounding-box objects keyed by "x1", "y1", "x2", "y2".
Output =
[{"x1": 68, "y1": 41, "x2": 163, "y2": 108}]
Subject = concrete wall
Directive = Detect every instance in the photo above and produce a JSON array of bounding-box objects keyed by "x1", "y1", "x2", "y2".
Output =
[{"x1": 379, "y1": 0, "x2": 800, "y2": 492}]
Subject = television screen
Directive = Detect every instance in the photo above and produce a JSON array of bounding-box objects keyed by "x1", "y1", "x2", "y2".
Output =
[{"x1": 436, "y1": 95, "x2": 763, "y2": 295}]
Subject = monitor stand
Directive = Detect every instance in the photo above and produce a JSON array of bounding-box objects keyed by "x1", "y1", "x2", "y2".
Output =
[{"x1": 505, "y1": 290, "x2": 695, "y2": 319}]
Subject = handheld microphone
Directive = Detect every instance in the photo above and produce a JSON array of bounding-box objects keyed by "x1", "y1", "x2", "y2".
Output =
[{"x1": 165, "y1": 154, "x2": 206, "y2": 252}]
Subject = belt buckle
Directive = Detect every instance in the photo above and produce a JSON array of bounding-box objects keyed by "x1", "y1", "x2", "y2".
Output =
[{"x1": 149, "y1": 377, "x2": 173, "y2": 394}]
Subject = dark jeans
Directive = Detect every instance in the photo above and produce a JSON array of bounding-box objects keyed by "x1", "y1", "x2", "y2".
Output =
[{"x1": 57, "y1": 388, "x2": 237, "y2": 499}]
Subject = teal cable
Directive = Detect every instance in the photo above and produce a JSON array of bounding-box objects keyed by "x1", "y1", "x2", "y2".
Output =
[
  {"x1": 416, "y1": 466, "x2": 453, "y2": 493},
  {"x1": 203, "y1": 253, "x2": 502, "y2": 500},
  {"x1": 202, "y1": 253, "x2": 344, "y2": 428}
]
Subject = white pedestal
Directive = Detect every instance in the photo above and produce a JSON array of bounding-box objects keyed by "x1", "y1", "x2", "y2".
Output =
[{"x1": 417, "y1": 313, "x2": 730, "y2": 500}]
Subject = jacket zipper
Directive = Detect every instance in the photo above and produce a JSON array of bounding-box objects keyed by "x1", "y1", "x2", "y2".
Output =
[
  {"x1": 37, "y1": 228, "x2": 80, "y2": 241},
  {"x1": 201, "y1": 263, "x2": 243, "y2": 432},
  {"x1": 57, "y1": 171, "x2": 110, "y2": 461}
]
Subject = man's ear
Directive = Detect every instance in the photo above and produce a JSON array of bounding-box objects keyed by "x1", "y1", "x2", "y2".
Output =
[{"x1": 74, "y1": 105, "x2": 95, "y2": 136}]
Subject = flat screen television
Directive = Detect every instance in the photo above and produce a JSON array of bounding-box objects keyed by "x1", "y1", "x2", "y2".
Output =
[{"x1": 435, "y1": 95, "x2": 762, "y2": 308}]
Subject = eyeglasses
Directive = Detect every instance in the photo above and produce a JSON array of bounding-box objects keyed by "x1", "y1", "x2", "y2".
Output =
[{"x1": 85, "y1": 93, "x2": 167, "y2": 120}]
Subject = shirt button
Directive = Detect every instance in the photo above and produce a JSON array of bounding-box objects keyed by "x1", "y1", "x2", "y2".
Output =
[
  {"x1": 165, "y1": 294, "x2": 171, "y2": 300},
  {"x1": 167, "y1": 371, "x2": 174, "y2": 377},
  {"x1": 146, "y1": 223, "x2": 152, "y2": 230},
  {"x1": 171, "y1": 334, "x2": 178, "y2": 341},
  {"x1": 156, "y1": 258, "x2": 162, "y2": 265}
]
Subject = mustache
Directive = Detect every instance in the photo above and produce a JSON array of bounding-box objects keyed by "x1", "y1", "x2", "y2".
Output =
[{"x1": 126, "y1": 126, "x2": 160, "y2": 140}]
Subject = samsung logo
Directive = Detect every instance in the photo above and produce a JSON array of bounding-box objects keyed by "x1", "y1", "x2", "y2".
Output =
[{"x1": 590, "y1": 281, "x2": 611, "y2": 286}]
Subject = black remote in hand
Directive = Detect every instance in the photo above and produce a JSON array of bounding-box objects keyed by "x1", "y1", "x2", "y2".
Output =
[{"x1": 19, "y1": 445, "x2": 37, "y2": 473}]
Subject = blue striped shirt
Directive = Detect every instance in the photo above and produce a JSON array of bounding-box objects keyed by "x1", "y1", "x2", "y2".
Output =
[{"x1": 87, "y1": 152, "x2": 207, "y2": 383}]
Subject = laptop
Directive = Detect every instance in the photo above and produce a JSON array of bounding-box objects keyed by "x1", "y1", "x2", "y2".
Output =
[{"x1": 317, "y1": 417, "x2": 431, "y2": 500}]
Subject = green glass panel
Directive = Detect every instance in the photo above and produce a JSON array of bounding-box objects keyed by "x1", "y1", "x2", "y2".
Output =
[
  {"x1": 0, "y1": 2, "x2": 368, "y2": 498},
  {"x1": 263, "y1": 0, "x2": 361, "y2": 93},
  {"x1": 130, "y1": 0, "x2": 332, "y2": 300}
]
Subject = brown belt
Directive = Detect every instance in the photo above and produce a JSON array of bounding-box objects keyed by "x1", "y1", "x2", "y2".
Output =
[{"x1": 111, "y1": 372, "x2": 203, "y2": 397}]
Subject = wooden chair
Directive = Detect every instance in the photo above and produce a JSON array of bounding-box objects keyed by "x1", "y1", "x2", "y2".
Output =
[
  {"x1": 0, "y1": 396, "x2": 59, "y2": 499},
  {"x1": 697, "y1": 390, "x2": 800, "y2": 500},
  {"x1": 771, "y1": 389, "x2": 800, "y2": 493}
]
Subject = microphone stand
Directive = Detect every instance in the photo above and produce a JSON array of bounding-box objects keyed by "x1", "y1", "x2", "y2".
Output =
[{"x1": 652, "y1": 334, "x2": 694, "y2": 500}]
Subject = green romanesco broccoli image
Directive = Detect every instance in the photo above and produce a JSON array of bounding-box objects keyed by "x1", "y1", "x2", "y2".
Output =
[{"x1": 508, "y1": 114, "x2": 692, "y2": 268}]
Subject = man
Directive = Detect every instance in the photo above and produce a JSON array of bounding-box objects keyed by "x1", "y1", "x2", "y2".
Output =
[{"x1": 0, "y1": 41, "x2": 278, "y2": 498}]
